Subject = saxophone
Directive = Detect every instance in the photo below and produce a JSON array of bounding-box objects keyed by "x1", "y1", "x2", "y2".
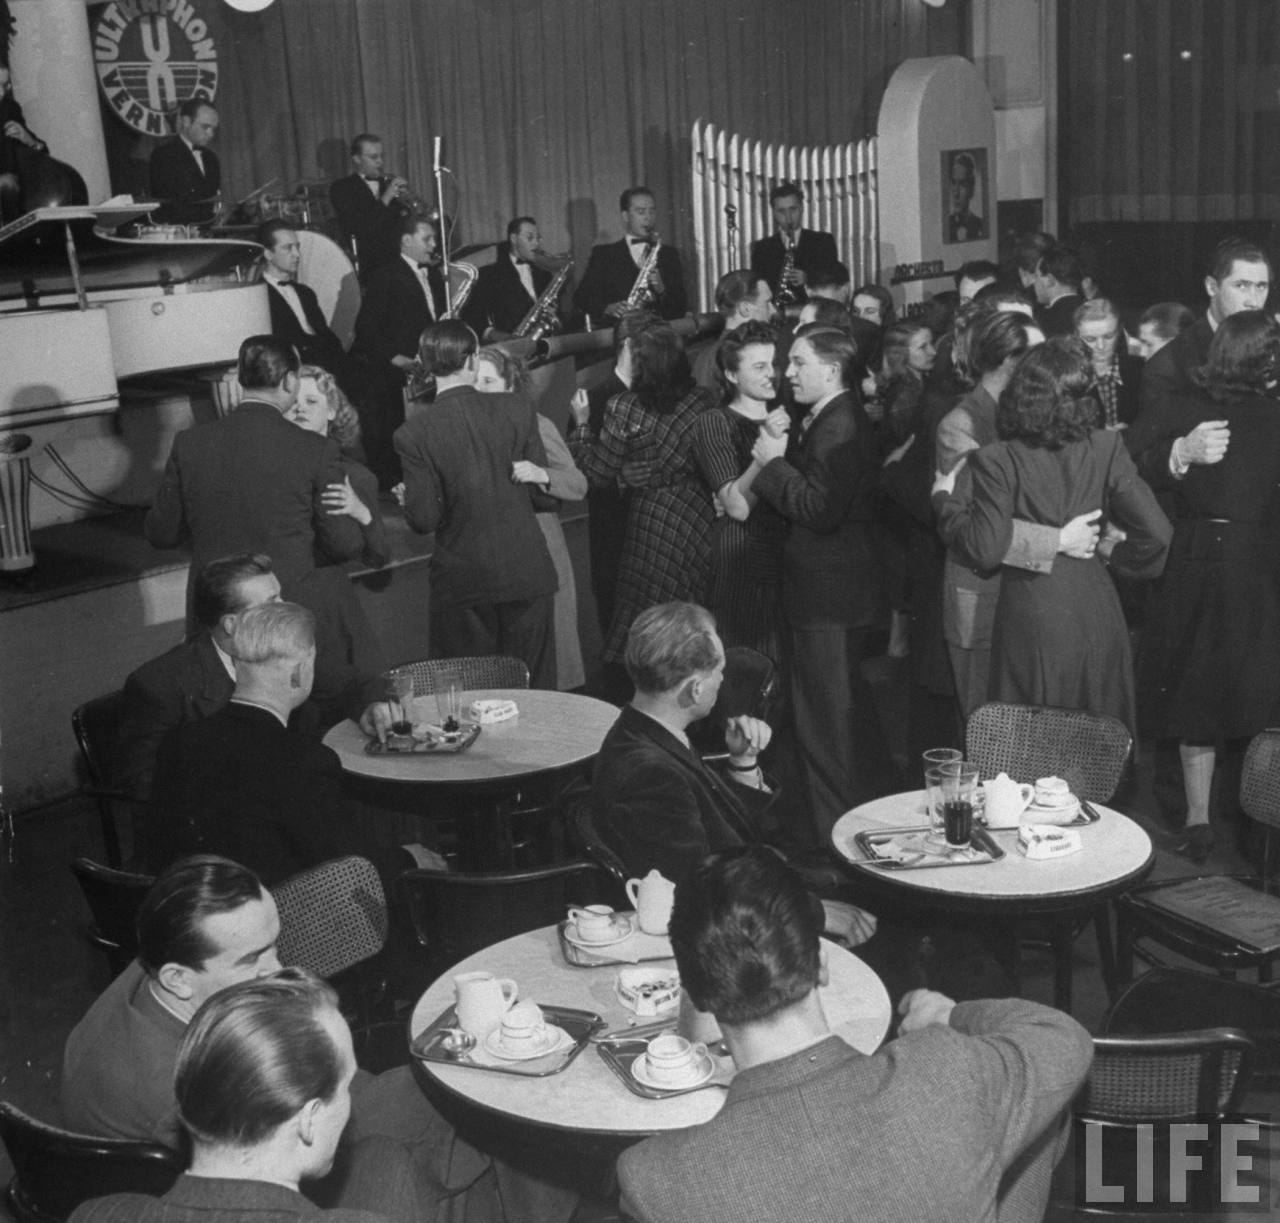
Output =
[
  {"x1": 514, "y1": 258, "x2": 573, "y2": 339},
  {"x1": 625, "y1": 234, "x2": 662, "y2": 309},
  {"x1": 442, "y1": 260, "x2": 479, "y2": 319},
  {"x1": 774, "y1": 235, "x2": 801, "y2": 309}
]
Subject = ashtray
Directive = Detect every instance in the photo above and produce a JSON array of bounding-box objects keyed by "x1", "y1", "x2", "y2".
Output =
[{"x1": 616, "y1": 965, "x2": 681, "y2": 1016}]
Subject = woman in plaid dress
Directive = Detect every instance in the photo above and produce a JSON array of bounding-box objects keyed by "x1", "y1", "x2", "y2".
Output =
[{"x1": 571, "y1": 321, "x2": 720, "y2": 662}]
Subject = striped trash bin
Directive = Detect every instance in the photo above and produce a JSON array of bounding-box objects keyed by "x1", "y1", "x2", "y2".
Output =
[{"x1": 0, "y1": 433, "x2": 34, "y2": 573}]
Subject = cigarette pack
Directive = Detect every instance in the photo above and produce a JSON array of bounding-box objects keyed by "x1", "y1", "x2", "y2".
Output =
[{"x1": 1017, "y1": 823, "x2": 1082, "y2": 860}]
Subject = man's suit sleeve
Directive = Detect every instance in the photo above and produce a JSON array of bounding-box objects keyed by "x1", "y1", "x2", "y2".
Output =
[
  {"x1": 812, "y1": 231, "x2": 839, "y2": 267},
  {"x1": 395, "y1": 421, "x2": 443, "y2": 535},
  {"x1": 597, "y1": 757, "x2": 715, "y2": 884},
  {"x1": 351, "y1": 273, "x2": 399, "y2": 369},
  {"x1": 143, "y1": 441, "x2": 189, "y2": 549},
  {"x1": 515, "y1": 396, "x2": 559, "y2": 512},
  {"x1": 753, "y1": 411, "x2": 865, "y2": 534},
  {"x1": 114, "y1": 668, "x2": 181, "y2": 798},
  {"x1": 311, "y1": 440, "x2": 365, "y2": 563}
]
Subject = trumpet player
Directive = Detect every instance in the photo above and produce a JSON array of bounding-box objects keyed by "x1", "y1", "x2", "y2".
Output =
[
  {"x1": 749, "y1": 181, "x2": 839, "y2": 305},
  {"x1": 573, "y1": 186, "x2": 687, "y2": 326},
  {"x1": 329, "y1": 133, "x2": 410, "y2": 279},
  {"x1": 463, "y1": 216, "x2": 558, "y2": 341}
]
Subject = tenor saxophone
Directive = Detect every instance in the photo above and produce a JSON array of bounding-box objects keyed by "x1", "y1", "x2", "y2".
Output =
[
  {"x1": 514, "y1": 258, "x2": 574, "y2": 340},
  {"x1": 442, "y1": 260, "x2": 479, "y2": 318},
  {"x1": 625, "y1": 234, "x2": 662, "y2": 309},
  {"x1": 774, "y1": 236, "x2": 801, "y2": 309}
]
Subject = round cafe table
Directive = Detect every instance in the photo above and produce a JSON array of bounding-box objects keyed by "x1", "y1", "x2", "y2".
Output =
[
  {"x1": 832, "y1": 792, "x2": 1155, "y2": 1013},
  {"x1": 323, "y1": 689, "x2": 617, "y2": 867},
  {"x1": 409, "y1": 924, "x2": 891, "y2": 1142}
]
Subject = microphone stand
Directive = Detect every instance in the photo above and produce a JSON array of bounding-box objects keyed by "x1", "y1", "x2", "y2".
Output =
[{"x1": 432, "y1": 136, "x2": 452, "y2": 316}]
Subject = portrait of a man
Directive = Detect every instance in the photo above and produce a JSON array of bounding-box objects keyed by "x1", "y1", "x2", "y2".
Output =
[{"x1": 942, "y1": 148, "x2": 988, "y2": 245}]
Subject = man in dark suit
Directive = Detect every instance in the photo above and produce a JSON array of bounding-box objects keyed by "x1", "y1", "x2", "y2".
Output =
[
  {"x1": 115, "y1": 553, "x2": 385, "y2": 805},
  {"x1": 752, "y1": 326, "x2": 896, "y2": 841},
  {"x1": 462, "y1": 215, "x2": 555, "y2": 340},
  {"x1": 256, "y1": 220, "x2": 355, "y2": 390},
  {"x1": 349, "y1": 212, "x2": 445, "y2": 487},
  {"x1": 328, "y1": 132, "x2": 408, "y2": 279},
  {"x1": 572, "y1": 186, "x2": 686, "y2": 326},
  {"x1": 151, "y1": 602, "x2": 426, "y2": 887},
  {"x1": 618, "y1": 847, "x2": 1090, "y2": 1223},
  {"x1": 144, "y1": 335, "x2": 365, "y2": 610},
  {"x1": 149, "y1": 97, "x2": 221, "y2": 225},
  {"x1": 1031, "y1": 245, "x2": 1085, "y2": 338},
  {"x1": 749, "y1": 181, "x2": 840, "y2": 304},
  {"x1": 394, "y1": 321, "x2": 558, "y2": 688}
]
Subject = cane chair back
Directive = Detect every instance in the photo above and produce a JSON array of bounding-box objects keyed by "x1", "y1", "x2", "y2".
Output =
[
  {"x1": 389, "y1": 656, "x2": 529, "y2": 696},
  {"x1": 0, "y1": 1099, "x2": 181, "y2": 1222},
  {"x1": 70, "y1": 858, "x2": 156, "y2": 979},
  {"x1": 271, "y1": 855, "x2": 388, "y2": 980},
  {"x1": 1240, "y1": 729, "x2": 1280, "y2": 842},
  {"x1": 966, "y1": 702, "x2": 1132, "y2": 801}
]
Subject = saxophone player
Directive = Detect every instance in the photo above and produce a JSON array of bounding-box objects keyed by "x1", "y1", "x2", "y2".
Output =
[
  {"x1": 462, "y1": 216, "x2": 559, "y2": 341},
  {"x1": 749, "y1": 181, "x2": 839, "y2": 305},
  {"x1": 572, "y1": 186, "x2": 687, "y2": 327}
]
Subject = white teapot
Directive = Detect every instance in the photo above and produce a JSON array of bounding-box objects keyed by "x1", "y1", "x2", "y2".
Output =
[
  {"x1": 982, "y1": 771, "x2": 1035, "y2": 828},
  {"x1": 626, "y1": 869, "x2": 676, "y2": 935}
]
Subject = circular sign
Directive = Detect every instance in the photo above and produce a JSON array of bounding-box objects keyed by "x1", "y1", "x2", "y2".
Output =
[{"x1": 92, "y1": 1, "x2": 220, "y2": 138}]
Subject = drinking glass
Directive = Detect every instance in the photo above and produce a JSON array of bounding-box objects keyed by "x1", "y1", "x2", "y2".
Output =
[
  {"x1": 922, "y1": 748, "x2": 962, "y2": 828},
  {"x1": 433, "y1": 662, "x2": 463, "y2": 729},
  {"x1": 940, "y1": 761, "x2": 980, "y2": 847},
  {"x1": 385, "y1": 669, "x2": 415, "y2": 734}
]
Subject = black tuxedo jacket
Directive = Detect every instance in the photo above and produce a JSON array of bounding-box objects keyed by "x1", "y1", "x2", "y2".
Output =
[
  {"x1": 151, "y1": 702, "x2": 410, "y2": 886},
  {"x1": 749, "y1": 229, "x2": 840, "y2": 293},
  {"x1": 329, "y1": 173, "x2": 402, "y2": 275},
  {"x1": 753, "y1": 390, "x2": 881, "y2": 628},
  {"x1": 1037, "y1": 293, "x2": 1083, "y2": 338},
  {"x1": 148, "y1": 138, "x2": 220, "y2": 223},
  {"x1": 264, "y1": 280, "x2": 348, "y2": 372},
  {"x1": 572, "y1": 238, "x2": 686, "y2": 323},
  {"x1": 350, "y1": 257, "x2": 445, "y2": 371},
  {"x1": 591, "y1": 706, "x2": 775, "y2": 885},
  {"x1": 462, "y1": 252, "x2": 552, "y2": 338}
]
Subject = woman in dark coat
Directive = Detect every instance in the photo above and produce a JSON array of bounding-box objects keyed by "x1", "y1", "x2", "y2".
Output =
[
  {"x1": 570, "y1": 320, "x2": 719, "y2": 663},
  {"x1": 934, "y1": 337, "x2": 1171, "y2": 735},
  {"x1": 1139, "y1": 311, "x2": 1280, "y2": 861}
]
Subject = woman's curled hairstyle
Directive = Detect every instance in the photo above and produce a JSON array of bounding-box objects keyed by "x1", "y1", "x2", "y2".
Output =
[{"x1": 996, "y1": 336, "x2": 1100, "y2": 449}]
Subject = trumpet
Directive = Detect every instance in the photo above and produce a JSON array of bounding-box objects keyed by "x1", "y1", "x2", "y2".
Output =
[
  {"x1": 625, "y1": 233, "x2": 662, "y2": 309},
  {"x1": 514, "y1": 257, "x2": 573, "y2": 340}
]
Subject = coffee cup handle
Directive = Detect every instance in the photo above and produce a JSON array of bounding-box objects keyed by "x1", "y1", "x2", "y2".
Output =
[
  {"x1": 691, "y1": 1041, "x2": 708, "y2": 1060},
  {"x1": 625, "y1": 878, "x2": 641, "y2": 908},
  {"x1": 1018, "y1": 784, "x2": 1035, "y2": 809},
  {"x1": 567, "y1": 908, "x2": 591, "y2": 924},
  {"x1": 498, "y1": 979, "x2": 518, "y2": 1007}
]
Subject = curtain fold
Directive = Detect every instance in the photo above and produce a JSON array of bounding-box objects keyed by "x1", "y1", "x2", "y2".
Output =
[{"x1": 93, "y1": 0, "x2": 964, "y2": 282}]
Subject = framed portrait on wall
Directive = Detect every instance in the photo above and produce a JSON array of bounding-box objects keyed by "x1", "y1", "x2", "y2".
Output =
[{"x1": 942, "y1": 147, "x2": 988, "y2": 244}]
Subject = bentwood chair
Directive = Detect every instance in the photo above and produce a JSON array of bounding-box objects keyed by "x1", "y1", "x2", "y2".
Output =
[
  {"x1": 1117, "y1": 729, "x2": 1280, "y2": 985},
  {"x1": 0, "y1": 1100, "x2": 181, "y2": 1222},
  {"x1": 398, "y1": 860, "x2": 610, "y2": 979},
  {"x1": 271, "y1": 855, "x2": 389, "y2": 982},
  {"x1": 69, "y1": 857, "x2": 155, "y2": 979},
  {"x1": 563, "y1": 778, "x2": 631, "y2": 910},
  {"x1": 688, "y1": 646, "x2": 779, "y2": 762},
  {"x1": 72, "y1": 691, "x2": 144, "y2": 868},
  {"x1": 1069, "y1": 1030, "x2": 1256, "y2": 1216}
]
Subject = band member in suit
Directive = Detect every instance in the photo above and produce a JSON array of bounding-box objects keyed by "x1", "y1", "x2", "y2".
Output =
[
  {"x1": 349, "y1": 213, "x2": 446, "y2": 486},
  {"x1": 749, "y1": 182, "x2": 840, "y2": 303},
  {"x1": 572, "y1": 186, "x2": 687, "y2": 326},
  {"x1": 329, "y1": 133, "x2": 408, "y2": 279},
  {"x1": 149, "y1": 98, "x2": 221, "y2": 225},
  {"x1": 256, "y1": 221, "x2": 354, "y2": 394},
  {"x1": 463, "y1": 216, "x2": 555, "y2": 341}
]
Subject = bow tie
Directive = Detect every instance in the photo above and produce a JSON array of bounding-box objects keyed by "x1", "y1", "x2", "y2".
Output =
[
  {"x1": 272, "y1": 276, "x2": 295, "y2": 285},
  {"x1": 362, "y1": 175, "x2": 380, "y2": 182},
  {"x1": 513, "y1": 257, "x2": 530, "y2": 267},
  {"x1": 628, "y1": 236, "x2": 651, "y2": 246}
]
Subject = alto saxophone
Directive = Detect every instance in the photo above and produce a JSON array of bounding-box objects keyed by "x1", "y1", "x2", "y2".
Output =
[
  {"x1": 442, "y1": 260, "x2": 479, "y2": 318},
  {"x1": 625, "y1": 234, "x2": 662, "y2": 309},
  {"x1": 774, "y1": 235, "x2": 801, "y2": 309},
  {"x1": 514, "y1": 258, "x2": 573, "y2": 340}
]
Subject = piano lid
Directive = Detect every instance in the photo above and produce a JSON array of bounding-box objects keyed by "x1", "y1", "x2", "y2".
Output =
[{"x1": 0, "y1": 206, "x2": 262, "y2": 306}]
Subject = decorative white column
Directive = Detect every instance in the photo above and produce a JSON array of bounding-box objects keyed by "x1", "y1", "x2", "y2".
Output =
[{"x1": 9, "y1": 0, "x2": 111, "y2": 204}]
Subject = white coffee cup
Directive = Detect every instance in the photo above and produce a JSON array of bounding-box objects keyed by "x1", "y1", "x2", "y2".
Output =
[
  {"x1": 982, "y1": 772, "x2": 1036, "y2": 828},
  {"x1": 499, "y1": 1000, "x2": 546, "y2": 1049},
  {"x1": 568, "y1": 903, "x2": 618, "y2": 943},
  {"x1": 625, "y1": 869, "x2": 676, "y2": 935},
  {"x1": 454, "y1": 971, "x2": 518, "y2": 1039},
  {"x1": 645, "y1": 1032, "x2": 707, "y2": 1085}
]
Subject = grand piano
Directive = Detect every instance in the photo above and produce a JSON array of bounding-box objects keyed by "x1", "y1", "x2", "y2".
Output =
[{"x1": 0, "y1": 205, "x2": 268, "y2": 428}]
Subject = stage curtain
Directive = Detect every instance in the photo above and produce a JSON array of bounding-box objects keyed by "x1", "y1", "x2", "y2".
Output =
[
  {"x1": 93, "y1": 0, "x2": 965, "y2": 279},
  {"x1": 1064, "y1": 0, "x2": 1280, "y2": 224}
]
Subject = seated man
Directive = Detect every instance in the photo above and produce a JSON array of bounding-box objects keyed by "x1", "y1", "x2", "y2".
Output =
[
  {"x1": 116, "y1": 553, "x2": 387, "y2": 804},
  {"x1": 618, "y1": 847, "x2": 1093, "y2": 1223},
  {"x1": 150, "y1": 602, "x2": 429, "y2": 885},
  {"x1": 61, "y1": 855, "x2": 559, "y2": 1223},
  {"x1": 71, "y1": 969, "x2": 419, "y2": 1222}
]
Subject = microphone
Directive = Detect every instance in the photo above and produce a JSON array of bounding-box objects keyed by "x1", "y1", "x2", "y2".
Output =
[{"x1": 433, "y1": 137, "x2": 442, "y2": 173}]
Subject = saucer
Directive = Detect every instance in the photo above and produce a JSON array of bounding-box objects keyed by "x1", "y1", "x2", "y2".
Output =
[
  {"x1": 630, "y1": 1051, "x2": 714, "y2": 1092},
  {"x1": 563, "y1": 914, "x2": 636, "y2": 949},
  {"x1": 484, "y1": 1023, "x2": 571, "y2": 1061},
  {"x1": 1026, "y1": 797, "x2": 1081, "y2": 823}
]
